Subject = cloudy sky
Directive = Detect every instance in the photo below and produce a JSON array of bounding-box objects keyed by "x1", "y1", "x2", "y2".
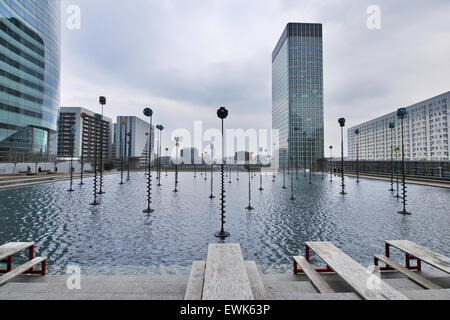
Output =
[{"x1": 60, "y1": 0, "x2": 450, "y2": 155}]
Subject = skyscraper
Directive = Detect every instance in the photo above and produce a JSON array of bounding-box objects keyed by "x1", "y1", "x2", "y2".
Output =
[
  {"x1": 0, "y1": 0, "x2": 60, "y2": 161},
  {"x1": 272, "y1": 23, "x2": 324, "y2": 169}
]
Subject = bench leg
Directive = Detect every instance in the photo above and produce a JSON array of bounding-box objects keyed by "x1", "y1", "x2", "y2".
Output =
[
  {"x1": 0, "y1": 256, "x2": 12, "y2": 273},
  {"x1": 28, "y1": 245, "x2": 35, "y2": 273},
  {"x1": 294, "y1": 245, "x2": 333, "y2": 274},
  {"x1": 41, "y1": 260, "x2": 46, "y2": 276},
  {"x1": 405, "y1": 253, "x2": 421, "y2": 271}
]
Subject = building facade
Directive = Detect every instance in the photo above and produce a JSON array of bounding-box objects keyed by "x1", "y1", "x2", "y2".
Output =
[
  {"x1": 113, "y1": 116, "x2": 153, "y2": 162},
  {"x1": 0, "y1": 0, "x2": 60, "y2": 160},
  {"x1": 57, "y1": 107, "x2": 112, "y2": 159},
  {"x1": 272, "y1": 23, "x2": 324, "y2": 168},
  {"x1": 180, "y1": 147, "x2": 200, "y2": 165},
  {"x1": 348, "y1": 91, "x2": 449, "y2": 161}
]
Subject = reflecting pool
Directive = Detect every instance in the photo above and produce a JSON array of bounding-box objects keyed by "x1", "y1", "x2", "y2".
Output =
[{"x1": 0, "y1": 171, "x2": 449, "y2": 274}]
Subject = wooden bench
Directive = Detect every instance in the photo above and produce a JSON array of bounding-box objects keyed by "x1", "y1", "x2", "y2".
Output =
[
  {"x1": 186, "y1": 244, "x2": 259, "y2": 300},
  {"x1": 374, "y1": 254, "x2": 441, "y2": 290},
  {"x1": 0, "y1": 257, "x2": 46, "y2": 287},
  {"x1": 244, "y1": 261, "x2": 266, "y2": 300},
  {"x1": 293, "y1": 256, "x2": 334, "y2": 293},
  {"x1": 382, "y1": 240, "x2": 450, "y2": 274},
  {"x1": 295, "y1": 242, "x2": 409, "y2": 300},
  {"x1": 0, "y1": 242, "x2": 46, "y2": 287},
  {"x1": 184, "y1": 261, "x2": 206, "y2": 300}
]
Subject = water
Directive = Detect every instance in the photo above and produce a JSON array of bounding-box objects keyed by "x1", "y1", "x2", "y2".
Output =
[{"x1": 0, "y1": 171, "x2": 449, "y2": 275}]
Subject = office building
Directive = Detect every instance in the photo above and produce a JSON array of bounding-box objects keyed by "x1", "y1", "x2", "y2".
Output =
[
  {"x1": 272, "y1": 23, "x2": 324, "y2": 168},
  {"x1": 57, "y1": 107, "x2": 112, "y2": 159},
  {"x1": 180, "y1": 147, "x2": 200, "y2": 164},
  {"x1": 348, "y1": 91, "x2": 449, "y2": 161},
  {"x1": 113, "y1": 116, "x2": 154, "y2": 162},
  {"x1": 0, "y1": 0, "x2": 60, "y2": 160}
]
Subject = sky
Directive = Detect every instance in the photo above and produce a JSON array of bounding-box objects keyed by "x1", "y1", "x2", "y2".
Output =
[{"x1": 60, "y1": 0, "x2": 450, "y2": 156}]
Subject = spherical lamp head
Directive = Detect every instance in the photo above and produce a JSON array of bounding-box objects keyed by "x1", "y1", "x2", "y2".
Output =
[
  {"x1": 397, "y1": 108, "x2": 407, "y2": 120},
  {"x1": 217, "y1": 107, "x2": 228, "y2": 119},
  {"x1": 338, "y1": 118, "x2": 346, "y2": 127},
  {"x1": 143, "y1": 108, "x2": 153, "y2": 117},
  {"x1": 389, "y1": 122, "x2": 396, "y2": 129},
  {"x1": 355, "y1": 129, "x2": 360, "y2": 135}
]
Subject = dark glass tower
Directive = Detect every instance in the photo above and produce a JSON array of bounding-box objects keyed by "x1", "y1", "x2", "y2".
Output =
[
  {"x1": 272, "y1": 23, "x2": 324, "y2": 169},
  {"x1": 0, "y1": 0, "x2": 60, "y2": 160}
]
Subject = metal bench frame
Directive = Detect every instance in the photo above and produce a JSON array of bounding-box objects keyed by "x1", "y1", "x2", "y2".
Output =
[
  {"x1": 294, "y1": 243, "x2": 333, "y2": 274},
  {"x1": 375, "y1": 242, "x2": 421, "y2": 272},
  {"x1": 0, "y1": 244, "x2": 46, "y2": 275}
]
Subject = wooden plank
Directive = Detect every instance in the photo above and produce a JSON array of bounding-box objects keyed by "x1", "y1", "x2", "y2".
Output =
[
  {"x1": 386, "y1": 240, "x2": 450, "y2": 274},
  {"x1": 294, "y1": 256, "x2": 335, "y2": 293},
  {"x1": 375, "y1": 254, "x2": 441, "y2": 290},
  {"x1": 184, "y1": 261, "x2": 206, "y2": 300},
  {"x1": 306, "y1": 242, "x2": 409, "y2": 300},
  {"x1": 0, "y1": 242, "x2": 34, "y2": 261},
  {"x1": 202, "y1": 244, "x2": 254, "y2": 300},
  {"x1": 0, "y1": 257, "x2": 46, "y2": 287},
  {"x1": 244, "y1": 261, "x2": 266, "y2": 300}
]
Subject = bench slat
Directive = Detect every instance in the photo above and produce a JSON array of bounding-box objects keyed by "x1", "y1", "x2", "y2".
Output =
[
  {"x1": 184, "y1": 261, "x2": 206, "y2": 300},
  {"x1": 202, "y1": 244, "x2": 254, "y2": 300},
  {"x1": 306, "y1": 242, "x2": 408, "y2": 300},
  {"x1": 245, "y1": 261, "x2": 266, "y2": 300},
  {"x1": 386, "y1": 240, "x2": 450, "y2": 274},
  {"x1": 294, "y1": 256, "x2": 335, "y2": 293},
  {"x1": 0, "y1": 257, "x2": 46, "y2": 287},
  {"x1": 0, "y1": 242, "x2": 34, "y2": 261},
  {"x1": 375, "y1": 254, "x2": 441, "y2": 290}
]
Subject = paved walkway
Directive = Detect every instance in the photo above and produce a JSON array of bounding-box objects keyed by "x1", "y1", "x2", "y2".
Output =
[
  {"x1": 0, "y1": 171, "x2": 119, "y2": 190},
  {"x1": 1, "y1": 270, "x2": 449, "y2": 300},
  {"x1": 343, "y1": 173, "x2": 450, "y2": 189}
]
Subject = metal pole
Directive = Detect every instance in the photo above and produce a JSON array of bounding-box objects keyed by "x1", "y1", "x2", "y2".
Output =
[
  {"x1": 389, "y1": 124, "x2": 394, "y2": 191},
  {"x1": 120, "y1": 121, "x2": 124, "y2": 185},
  {"x1": 399, "y1": 118, "x2": 410, "y2": 215},
  {"x1": 90, "y1": 120, "x2": 99, "y2": 206},
  {"x1": 282, "y1": 151, "x2": 286, "y2": 189},
  {"x1": 209, "y1": 161, "x2": 214, "y2": 199},
  {"x1": 68, "y1": 129, "x2": 74, "y2": 192},
  {"x1": 329, "y1": 146, "x2": 333, "y2": 182},
  {"x1": 215, "y1": 107, "x2": 230, "y2": 238},
  {"x1": 339, "y1": 118, "x2": 346, "y2": 195},
  {"x1": 309, "y1": 140, "x2": 312, "y2": 184},
  {"x1": 80, "y1": 116, "x2": 85, "y2": 185},
  {"x1": 290, "y1": 156, "x2": 295, "y2": 201},
  {"x1": 246, "y1": 165, "x2": 254, "y2": 210},
  {"x1": 127, "y1": 128, "x2": 131, "y2": 181},
  {"x1": 143, "y1": 112, "x2": 154, "y2": 213},
  {"x1": 99, "y1": 105, "x2": 104, "y2": 194}
]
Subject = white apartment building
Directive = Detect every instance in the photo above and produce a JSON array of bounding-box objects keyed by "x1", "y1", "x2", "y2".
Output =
[
  {"x1": 58, "y1": 107, "x2": 112, "y2": 159},
  {"x1": 348, "y1": 92, "x2": 449, "y2": 161}
]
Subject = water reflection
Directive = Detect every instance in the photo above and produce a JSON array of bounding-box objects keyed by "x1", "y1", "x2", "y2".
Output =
[{"x1": 0, "y1": 172, "x2": 449, "y2": 275}]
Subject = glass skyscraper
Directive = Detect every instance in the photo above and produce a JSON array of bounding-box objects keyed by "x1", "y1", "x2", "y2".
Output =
[
  {"x1": 272, "y1": 23, "x2": 324, "y2": 169},
  {"x1": 0, "y1": 0, "x2": 60, "y2": 160}
]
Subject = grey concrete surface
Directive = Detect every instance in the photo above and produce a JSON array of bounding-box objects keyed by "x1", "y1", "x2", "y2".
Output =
[{"x1": 1, "y1": 269, "x2": 449, "y2": 300}]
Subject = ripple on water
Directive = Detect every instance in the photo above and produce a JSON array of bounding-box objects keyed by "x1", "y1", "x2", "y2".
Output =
[{"x1": 0, "y1": 172, "x2": 449, "y2": 274}]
